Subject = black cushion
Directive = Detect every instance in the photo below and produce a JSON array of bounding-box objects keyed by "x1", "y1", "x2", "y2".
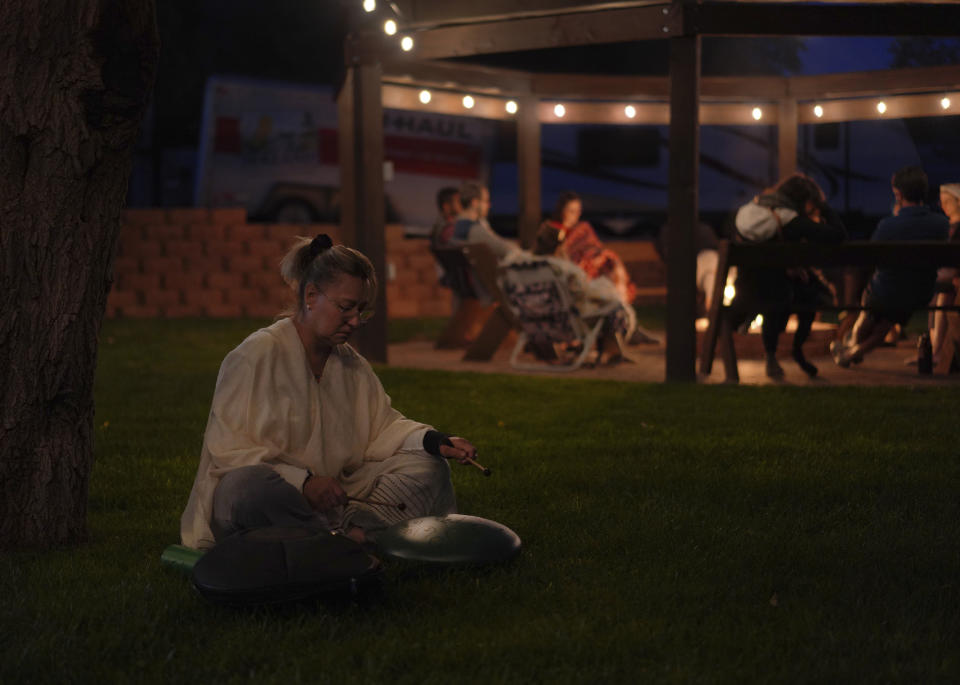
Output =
[{"x1": 192, "y1": 526, "x2": 381, "y2": 606}]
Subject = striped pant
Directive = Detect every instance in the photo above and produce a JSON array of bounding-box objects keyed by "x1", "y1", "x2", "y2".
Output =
[{"x1": 211, "y1": 454, "x2": 456, "y2": 542}]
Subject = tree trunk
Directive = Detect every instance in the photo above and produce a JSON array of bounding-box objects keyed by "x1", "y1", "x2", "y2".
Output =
[{"x1": 0, "y1": 0, "x2": 159, "y2": 548}]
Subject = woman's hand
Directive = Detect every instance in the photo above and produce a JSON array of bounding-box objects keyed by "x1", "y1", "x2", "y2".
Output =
[
  {"x1": 303, "y1": 474, "x2": 348, "y2": 513},
  {"x1": 439, "y1": 436, "x2": 478, "y2": 465}
]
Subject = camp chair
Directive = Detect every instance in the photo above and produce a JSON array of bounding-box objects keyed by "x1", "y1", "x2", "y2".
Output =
[
  {"x1": 497, "y1": 257, "x2": 620, "y2": 371},
  {"x1": 430, "y1": 245, "x2": 490, "y2": 348}
]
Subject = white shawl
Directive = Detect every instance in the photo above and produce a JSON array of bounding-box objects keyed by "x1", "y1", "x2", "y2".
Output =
[{"x1": 180, "y1": 318, "x2": 429, "y2": 548}]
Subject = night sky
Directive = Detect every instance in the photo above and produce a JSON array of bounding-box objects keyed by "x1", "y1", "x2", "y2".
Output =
[{"x1": 800, "y1": 37, "x2": 894, "y2": 73}]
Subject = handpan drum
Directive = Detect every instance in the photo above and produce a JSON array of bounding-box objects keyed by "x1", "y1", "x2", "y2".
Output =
[{"x1": 375, "y1": 514, "x2": 522, "y2": 565}]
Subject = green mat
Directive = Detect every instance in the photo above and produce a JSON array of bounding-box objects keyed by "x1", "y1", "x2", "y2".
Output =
[{"x1": 160, "y1": 544, "x2": 205, "y2": 574}]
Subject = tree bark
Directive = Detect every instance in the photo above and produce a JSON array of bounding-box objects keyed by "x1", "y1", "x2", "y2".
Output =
[{"x1": 0, "y1": 0, "x2": 159, "y2": 548}]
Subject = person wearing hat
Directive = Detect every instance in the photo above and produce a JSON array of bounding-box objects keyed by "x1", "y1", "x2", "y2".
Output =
[{"x1": 923, "y1": 182, "x2": 960, "y2": 365}]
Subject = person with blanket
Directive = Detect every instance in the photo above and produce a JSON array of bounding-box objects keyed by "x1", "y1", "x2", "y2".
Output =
[
  {"x1": 180, "y1": 235, "x2": 477, "y2": 550},
  {"x1": 536, "y1": 191, "x2": 660, "y2": 345}
]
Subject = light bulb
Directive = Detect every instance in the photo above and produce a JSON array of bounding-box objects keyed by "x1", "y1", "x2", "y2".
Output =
[
  {"x1": 752, "y1": 107, "x2": 762, "y2": 121},
  {"x1": 554, "y1": 103, "x2": 566, "y2": 118},
  {"x1": 813, "y1": 105, "x2": 824, "y2": 118},
  {"x1": 462, "y1": 95, "x2": 475, "y2": 109},
  {"x1": 418, "y1": 89, "x2": 431, "y2": 104},
  {"x1": 942, "y1": 97, "x2": 951, "y2": 110},
  {"x1": 363, "y1": 0, "x2": 375, "y2": 12},
  {"x1": 877, "y1": 101, "x2": 887, "y2": 114},
  {"x1": 505, "y1": 100, "x2": 518, "y2": 114},
  {"x1": 624, "y1": 105, "x2": 637, "y2": 119},
  {"x1": 384, "y1": 19, "x2": 397, "y2": 35},
  {"x1": 400, "y1": 36, "x2": 414, "y2": 51}
]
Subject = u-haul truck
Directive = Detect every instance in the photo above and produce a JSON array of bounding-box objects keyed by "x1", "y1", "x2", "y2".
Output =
[{"x1": 194, "y1": 75, "x2": 497, "y2": 235}]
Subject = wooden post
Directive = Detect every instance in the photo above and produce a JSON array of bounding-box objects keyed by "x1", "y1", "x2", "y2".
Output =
[
  {"x1": 337, "y1": 71, "x2": 357, "y2": 248},
  {"x1": 778, "y1": 97, "x2": 798, "y2": 181},
  {"x1": 337, "y1": 58, "x2": 388, "y2": 363},
  {"x1": 665, "y1": 33, "x2": 701, "y2": 382},
  {"x1": 517, "y1": 95, "x2": 542, "y2": 250}
]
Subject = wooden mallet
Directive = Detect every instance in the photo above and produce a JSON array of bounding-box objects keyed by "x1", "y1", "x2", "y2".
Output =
[
  {"x1": 467, "y1": 457, "x2": 492, "y2": 476},
  {"x1": 461, "y1": 455, "x2": 492, "y2": 476}
]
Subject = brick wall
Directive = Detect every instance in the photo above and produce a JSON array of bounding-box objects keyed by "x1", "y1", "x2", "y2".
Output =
[
  {"x1": 612, "y1": 241, "x2": 667, "y2": 305},
  {"x1": 107, "y1": 209, "x2": 453, "y2": 319},
  {"x1": 106, "y1": 208, "x2": 666, "y2": 319}
]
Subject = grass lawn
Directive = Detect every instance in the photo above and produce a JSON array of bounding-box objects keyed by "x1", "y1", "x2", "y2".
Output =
[{"x1": 2, "y1": 318, "x2": 959, "y2": 684}]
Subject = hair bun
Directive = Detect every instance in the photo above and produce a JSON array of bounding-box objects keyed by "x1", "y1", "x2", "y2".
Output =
[{"x1": 309, "y1": 234, "x2": 333, "y2": 258}]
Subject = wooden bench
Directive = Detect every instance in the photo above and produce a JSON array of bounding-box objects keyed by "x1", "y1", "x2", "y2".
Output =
[
  {"x1": 700, "y1": 240, "x2": 960, "y2": 382},
  {"x1": 430, "y1": 243, "x2": 518, "y2": 361}
]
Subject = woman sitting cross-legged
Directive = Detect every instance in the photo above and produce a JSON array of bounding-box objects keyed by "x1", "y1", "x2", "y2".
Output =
[{"x1": 180, "y1": 235, "x2": 478, "y2": 550}]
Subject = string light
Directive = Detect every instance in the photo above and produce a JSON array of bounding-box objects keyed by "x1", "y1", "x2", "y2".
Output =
[
  {"x1": 384, "y1": 19, "x2": 397, "y2": 35},
  {"x1": 400, "y1": 35, "x2": 414, "y2": 52},
  {"x1": 404, "y1": 87, "x2": 960, "y2": 124},
  {"x1": 363, "y1": 0, "x2": 376, "y2": 12}
]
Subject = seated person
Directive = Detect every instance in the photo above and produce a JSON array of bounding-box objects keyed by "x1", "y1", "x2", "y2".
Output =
[
  {"x1": 537, "y1": 191, "x2": 659, "y2": 345},
  {"x1": 925, "y1": 182, "x2": 960, "y2": 365},
  {"x1": 444, "y1": 181, "x2": 518, "y2": 260},
  {"x1": 831, "y1": 165, "x2": 950, "y2": 367},
  {"x1": 539, "y1": 191, "x2": 637, "y2": 304},
  {"x1": 655, "y1": 219, "x2": 720, "y2": 312},
  {"x1": 180, "y1": 235, "x2": 479, "y2": 550},
  {"x1": 731, "y1": 174, "x2": 845, "y2": 378},
  {"x1": 430, "y1": 186, "x2": 461, "y2": 250}
]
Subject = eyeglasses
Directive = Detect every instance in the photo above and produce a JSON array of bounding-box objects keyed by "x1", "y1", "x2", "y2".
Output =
[{"x1": 319, "y1": 290, "x2": 375, "y2": 323}]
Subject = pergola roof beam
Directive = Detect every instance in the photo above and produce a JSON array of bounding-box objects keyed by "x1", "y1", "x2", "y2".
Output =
[
  {"x1": 405, "y1": 3, "x2": 680, "y2": 60},
  {"x1": 389, "y1": 2, "x2": 960, "y2": 62},
  {"x1": 395, "y1": 0, "x2": 672, "y2": 30},
  {"x1": 381, "y1": 62, "x2": 960, "y2": 104},
  {"x1": 382, "y1": 59, "x2": 532, "y2": 95},
  {"x1": 693, "y1": 2, "x2": 960, "y2": 38},
  {"x1": 787, "y1": 64, "x2": 960, "y2": 100}
]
